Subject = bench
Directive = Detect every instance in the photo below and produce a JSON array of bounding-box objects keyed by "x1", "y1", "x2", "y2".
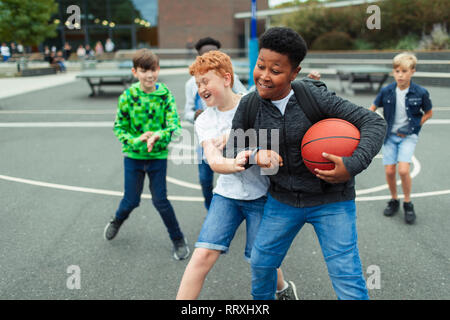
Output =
[
  {"x1": 330, "y1": 65, "x2": 392, "y2": 94},
  {"x1": 21, "y1": 67, "x2": 57, "y2": 77}
]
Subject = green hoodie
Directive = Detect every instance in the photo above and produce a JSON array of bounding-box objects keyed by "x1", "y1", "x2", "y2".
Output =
[{"x1": 113, "y1": 82, "x2": 181, "y2": 160}]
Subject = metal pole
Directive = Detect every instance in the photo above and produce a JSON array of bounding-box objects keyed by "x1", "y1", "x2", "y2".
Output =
[{"x1": 248, "y1": 0, "x2": 258, "y2": 88}]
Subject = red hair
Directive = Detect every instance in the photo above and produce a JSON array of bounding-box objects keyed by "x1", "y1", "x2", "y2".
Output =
[{"x1": 189, "y1": 50, "x2": 234, "y2": 87}]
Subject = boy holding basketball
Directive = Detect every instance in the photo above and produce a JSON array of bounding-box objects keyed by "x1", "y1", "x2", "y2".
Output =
[
  {"x1": 370, "y1": 52, "x2": 433, "y2": 224},
  {"x1": 225, "y1": 27, "x2": 386, "y2": 299}
]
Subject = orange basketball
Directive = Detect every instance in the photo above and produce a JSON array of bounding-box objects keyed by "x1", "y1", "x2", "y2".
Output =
[{"x1": 301, "y1": 118, "x2": 360, "y2": 174}]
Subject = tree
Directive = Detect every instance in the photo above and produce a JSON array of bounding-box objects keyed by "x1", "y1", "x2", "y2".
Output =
[{"x1": 0, "y1": 0, "x2": 58, "y2": 46}]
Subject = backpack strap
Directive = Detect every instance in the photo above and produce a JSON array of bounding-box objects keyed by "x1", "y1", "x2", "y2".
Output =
[
  {"x1": 244, "y1": 91, "x2": 260, "y2": 130},
  {"x1": 291, "y1": 79, "x2": 324, "y2": 124},
  {"x1": 244, "y1": 79, "x2": 326, "y2": 129}
]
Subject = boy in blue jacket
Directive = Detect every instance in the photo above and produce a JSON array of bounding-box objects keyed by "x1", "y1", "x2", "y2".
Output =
[{"x1": 370, "y1": 52, "x2": 433, "y2": 224}]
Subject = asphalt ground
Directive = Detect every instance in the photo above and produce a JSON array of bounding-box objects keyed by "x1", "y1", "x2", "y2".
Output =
[{"x1": 0, "y1": 72, "x2": 449, "y2": 300}]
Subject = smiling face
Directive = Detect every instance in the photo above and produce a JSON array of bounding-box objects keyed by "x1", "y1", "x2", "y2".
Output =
[
  {"x1": 132, "y1": 66, "x2": 160, "y2": 93},
  {"x1": 195, "y1": 70, "x2": 231, "y2": 107},
  {"x1": 253, "y1": 48, "x2": 301, "y2": 101}
]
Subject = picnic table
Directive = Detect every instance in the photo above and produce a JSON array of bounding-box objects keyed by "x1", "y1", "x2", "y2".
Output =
[
  {"x1": 76, "y1": 69, "x2": 134, "y2": 96},
  {"x1": 332, "y1": 65, "x2": 391, "y2": 94}
]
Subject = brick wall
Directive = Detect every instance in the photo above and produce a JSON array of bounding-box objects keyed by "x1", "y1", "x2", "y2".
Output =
[{"x1": 158, "y1": 0, "x2": 268, "y2": 49}]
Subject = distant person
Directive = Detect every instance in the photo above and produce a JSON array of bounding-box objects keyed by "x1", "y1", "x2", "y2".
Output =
[
  {"x1": 63, "y1": 42, "x2": 72, "y2": 60},
  {"x1": 85, "y1": 44, "x2": 94, "y2": 59},
  {"x1": 17, "y1": 43, "x2": 24, "y2": 54},
  {"x1": 43, "y1": 46, "x2": 52, "y2": 63},
  {"x1": 104, "y1": 49, "x2": 189, "y2": 261},
  {"x1": 105, "y1": 38, "x2": 115, "y2": 53},
  {"x1": 95, "y1": 41, "x2": 104, "y2": 56},
  {"x1": 184, "y1": 37, "x2": 247, "y2": 211},
  {"x1": 76, "y1": 45, "x2": 86, "y2": 59},
  {"x1": 370, "y1": 52, "x2": 433, "y2": 224},
  {"x1": 55, "y1": 50, "x2": 66, "y2": 72},
  {"x1": 1, "y1": 43, "x2": 11, "y2": 62}
]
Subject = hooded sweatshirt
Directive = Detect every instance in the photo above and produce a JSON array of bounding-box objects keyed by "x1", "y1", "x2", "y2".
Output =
[{"x1": 113, "y1": 82, "x2": 181, "y2": 160}]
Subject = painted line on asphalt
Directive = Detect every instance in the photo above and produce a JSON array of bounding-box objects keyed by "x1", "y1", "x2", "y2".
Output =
[
  {"x1": 0, "y1": 174, "x2": 203, "y2": 202},
  {"x1": 1, "y1": 172, "x2": 449, "y2": 202}
]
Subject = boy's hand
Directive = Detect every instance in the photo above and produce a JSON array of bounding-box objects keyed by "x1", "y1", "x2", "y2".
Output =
[
  {"x1": 255, "y1": 150, "x2": 283, "y2": 169},
  {"x1": 147, "y1": 134, "x2": 160, "y2": 152},
  {"x1": 307, "y1": 70, "x2": 321, "y2": 80},
  {"x1": 314, "y1": 152, "x2": 351, "y2": 183},
  {"x1": 138, "y1": 131, "x2": 154, "y2": 142},
  {"x1": 233, "y1": 150, "x2": 252, "y2": 172}
]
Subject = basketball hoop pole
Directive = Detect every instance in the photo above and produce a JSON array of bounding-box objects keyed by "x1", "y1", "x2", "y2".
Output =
[{"x1": 248, "y1": 0, "x2": 258, "y2": 88}]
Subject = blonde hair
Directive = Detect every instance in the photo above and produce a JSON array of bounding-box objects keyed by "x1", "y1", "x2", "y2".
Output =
[
  {"x1": 393, "y1": 52, "x2": 417, "y2": 70},
  {"x1": 189, "y1": 50, "x2": 234, "y2": 87}
]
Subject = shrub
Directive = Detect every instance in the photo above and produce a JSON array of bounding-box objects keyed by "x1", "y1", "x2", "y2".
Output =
[
  {"x1": 418, "y1": 24, "x2": 450, "y2": 50},
  {"x1": 311, "y1": 31, "x2": 354, "y2": 50}
]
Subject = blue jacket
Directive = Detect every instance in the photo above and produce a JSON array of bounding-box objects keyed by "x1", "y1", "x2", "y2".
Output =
[{"x1": 374, "y1": 81, "x2": 432, "y2": 140}]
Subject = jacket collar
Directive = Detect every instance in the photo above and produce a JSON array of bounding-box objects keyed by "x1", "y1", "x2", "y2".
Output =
[{"x1": 387, "y1": 81, "x2": 418, "y2": 94}]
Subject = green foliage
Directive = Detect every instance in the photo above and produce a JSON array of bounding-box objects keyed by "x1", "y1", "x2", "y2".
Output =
[
  {"x1": 311, "y1": 31, "x2": 354, "y2": 50},
  {"x1": 0, "y1": 0, "x2": 58, "y2": 46},
  {"x1": 394, "y1": 34, "x2": 420, "y2": 50},
  {"x1": 418, "y1": 24, "x2": 450, "y2": 50},
  {"x1": 273, "y1": 0, "x2": 450, "y2": 50}
]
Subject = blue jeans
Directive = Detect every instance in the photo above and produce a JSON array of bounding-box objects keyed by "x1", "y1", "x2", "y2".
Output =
[
  {"x1": 382, "y1": 133, "x2": 418, "y2": 165},
  {"x1": 115, "y1": 157, "x2": 184, "y2": 241},
  {"x1": 251, "y1": 194, "x2": 369, "y2": 300},
  {"x1": 198, "y1": 158, "x2": 214, "y2": 210},
  {"x1": 196, "y1": 194, "x2": 266, "y2": 261}
]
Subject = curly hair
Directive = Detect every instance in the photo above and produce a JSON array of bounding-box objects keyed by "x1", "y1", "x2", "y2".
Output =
[
  {"x1": 259, "y1": 27, "x2": 308, "y2": 69},
  {"x1": 189, "y1": 50, "x2": 234, "y2": 87},
  {"x1": 195, "y1": 37, "x2": 222, "y2": 53}
]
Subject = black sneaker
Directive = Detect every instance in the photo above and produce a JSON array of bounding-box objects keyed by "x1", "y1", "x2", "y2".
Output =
[
  {"x1": 404, "y1": 202, "x2": 416, "y2": 224},
  {"x1": 383, "y1": 199, "x2": 400, "y2": 216},
  {"x1": 275, "y1": 281, "x2": 299, "y2": 300},
  {"x1": 173, "y1": 237, "x2": 190, "y2": 260},
  {"x1": 103, "y1": 218, "x2": 124, "y2": 240}
]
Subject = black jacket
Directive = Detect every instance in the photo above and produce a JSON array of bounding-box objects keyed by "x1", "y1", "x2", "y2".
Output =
[{"x1": 226, "y1": 81, "x2": 387, "y2": 208}]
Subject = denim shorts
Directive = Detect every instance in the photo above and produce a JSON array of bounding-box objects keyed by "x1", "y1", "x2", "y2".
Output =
[
  {"x1": 195, "y1": 194, "x2": 266, "y2": 261},
  {"x1": 382, "y1": 133, "x2": 419, "y2": 165}
]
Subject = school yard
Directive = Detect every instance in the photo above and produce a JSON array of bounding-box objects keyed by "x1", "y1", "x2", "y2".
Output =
[{"x1": 0, "y1": 70, "x2": 449, "y2": 300}]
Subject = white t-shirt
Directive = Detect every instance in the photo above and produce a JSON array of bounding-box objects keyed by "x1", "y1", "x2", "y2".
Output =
[
  {"x1": 392, "y1": 87, "x2": 409, "y2": 133},
  {"x1": 195, "y1": 103, "x2": 270, "y2": 200},
  {"x1": 271, "y1": 89, "x2": 294, "y2": 115}
]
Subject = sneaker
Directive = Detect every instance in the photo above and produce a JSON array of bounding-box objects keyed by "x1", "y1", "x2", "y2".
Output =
[
  {"x1": 404, "y1": 202, "x2": 416, "y2": 224},
  {"x1": 103, "y1": 218, "x2": 124, "y2": 240},
  {"x1": 172, "y1": 237, "x2": 190, "y2": 260},
  {"x1": 383, "y1": 199, "x2": 400, "y2": 216},
  {"x1": 276, "y1": 281, "x2": 299, "y2": 300}
]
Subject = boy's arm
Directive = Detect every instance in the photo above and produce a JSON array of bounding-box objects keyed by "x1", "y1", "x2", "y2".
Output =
[
  {"x1": 152, "y1": 91, "x2": 182, "y2": 147},
  {"x1": 420, "y1": 88, "x2": 433, "y2": 126},
  {"x1": 223, "y1": 94, "x2": 254, "y2": 159},
  {"x1": 421, "y1": 109, "x2": 433, "y2": 125},
  {"x1": 113, "y1": 93, "x2": 144, "y2": 148},
  {"x1": 307, "y1": 83, "x2": 387, "y2": 179},
  {"x1": 202, "y1": 140, "x2": 251, "y2": 174},
  {"x1": 184, "y1": 79, "x2": 196, "y2": 123}
]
